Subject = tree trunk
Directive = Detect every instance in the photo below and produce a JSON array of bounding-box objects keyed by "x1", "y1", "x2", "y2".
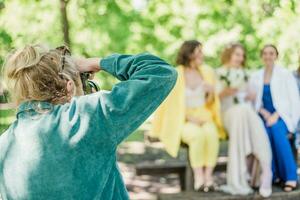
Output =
[{"x1": 60, "y1": 0, "x2": 71, "y2": 48}]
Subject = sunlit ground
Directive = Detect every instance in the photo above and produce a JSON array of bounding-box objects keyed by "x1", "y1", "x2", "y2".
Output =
[
  {"x1": 118, "y1": 141, "x2": 181, "y2": 200},
  {"x1": 118, "y1": 135, "x2": 300, "y2": 200},
  {"x1": 118, "y1": 138, "x2": 226, "y2": 200}
]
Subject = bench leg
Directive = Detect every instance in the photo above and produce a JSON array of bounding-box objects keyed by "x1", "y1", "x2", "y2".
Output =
[
  {"x1": 179, "y1": 171, "x2": 186, "y2": 191},
  {"x1": 184, "y1": 154, "x2": 194, "y2": 191}
]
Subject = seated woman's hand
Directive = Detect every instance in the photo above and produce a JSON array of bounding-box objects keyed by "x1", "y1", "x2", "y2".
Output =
[
  {"x1": 259, "y1": 108, "x2": 272, "y2": 121},
  {"x1": 75, "y1": 57, "x2": 101, "y2": 73},
  {"x1": 266, "y1": 112, "x2": 279, "y2": 127},
  {"x1": 187, "y1": 116, "x2": 205, "y2": 126},
  {"x1": 220, "y1": 87, "x2": 238, "y2": 99},
  {"x1": 245, "y1": 90, "x2": 256, "y2": 102},
  {"x1": 202, "y1": 82, "x2": 214, "y2": 93}
]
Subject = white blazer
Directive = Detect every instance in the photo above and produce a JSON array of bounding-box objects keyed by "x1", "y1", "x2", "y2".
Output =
[{"x1": 250, "y1": 65, "x2": 300, "y2": 133}]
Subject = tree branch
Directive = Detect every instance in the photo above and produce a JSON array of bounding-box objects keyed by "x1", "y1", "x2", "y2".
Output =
[{"x1": 60, "y1": 0, "x2": 71, "y2": 48}]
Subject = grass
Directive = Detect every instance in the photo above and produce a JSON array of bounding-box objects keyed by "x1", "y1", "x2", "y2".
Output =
[
  {"x1": 0, "y1": 108, "x2": 16, "y2": 134},
  {"x1": 0, "y1": 109, "x2": 16, "y2": 117},
  {"x1": 125, "y1": 129, "x2": 144, "y2": 142},
  {"x1": 0, "y1": 125, "x2": 9, "y2": 134}
]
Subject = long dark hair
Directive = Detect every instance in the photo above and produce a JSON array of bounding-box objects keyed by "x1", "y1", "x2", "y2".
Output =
[{"x1": 176, "y1": 40, "x2": 202, "y2": 67}]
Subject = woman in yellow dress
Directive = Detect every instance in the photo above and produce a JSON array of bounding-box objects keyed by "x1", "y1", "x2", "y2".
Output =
[{"x1": 151, "y1": 40, "x2": 225, "y2": 191}]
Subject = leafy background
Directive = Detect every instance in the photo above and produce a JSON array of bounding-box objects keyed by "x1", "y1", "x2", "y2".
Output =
[
  {"x1": 0, "y1": 0, "x2": 300, "y2": 89},
  {"x1": 1, "y1": 2, "x2": 300, "y2": 195}
]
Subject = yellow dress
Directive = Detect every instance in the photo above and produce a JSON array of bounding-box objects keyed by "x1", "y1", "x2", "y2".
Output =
[{"x1": 150, "y1": 65, "x2": 226, "y2": 167}]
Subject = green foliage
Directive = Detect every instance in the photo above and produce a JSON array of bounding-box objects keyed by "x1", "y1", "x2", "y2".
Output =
[
  {"x1": 0, "y1": 108, "x2": 16, "y2": 134},
  {"x1": 0, "y1": 29, "x2": 12, "y2": 67},
  {"x1": 1, "y1": 0, "x2": 300, "y2": 90}
]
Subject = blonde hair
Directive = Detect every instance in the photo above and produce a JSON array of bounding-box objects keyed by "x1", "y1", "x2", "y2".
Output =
[
  {"x1": 221, "y1": 43, "x2": 246, "y2": 67},
  {"x1": 3, "y1": 44, "x2": 83, "y2": 105}
]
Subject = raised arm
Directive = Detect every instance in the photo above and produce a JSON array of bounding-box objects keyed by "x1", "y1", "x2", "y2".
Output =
[{"x1": 75, "y1": 53, "x2": 177, "y2": 145}]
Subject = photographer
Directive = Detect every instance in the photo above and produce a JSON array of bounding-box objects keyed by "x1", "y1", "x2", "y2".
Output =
[{"x1": 0, "y1": 45, "x2": 177, "y2": 200}]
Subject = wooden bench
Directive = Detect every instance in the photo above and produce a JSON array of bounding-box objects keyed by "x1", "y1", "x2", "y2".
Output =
[
  {"x1": 135, "y1": 138, "x2": 228, "y2": 191},
  {"x1": 135, "y1": 157, "x2": 228, "y2": 191},
  {"x1": 136, "y1": 161, "x2": 187, "y2": 190},
  {"x1": 136, "y1": 132, "x2": 298, "y2": 191}
]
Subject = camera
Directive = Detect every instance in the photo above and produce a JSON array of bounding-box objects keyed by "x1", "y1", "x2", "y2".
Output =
[
  {"x1": 56, "y1": 45, "x2": 100, "y2": 95},
  {"x1": 80, "y1": 72, "x2": 100, "y2": 94}
]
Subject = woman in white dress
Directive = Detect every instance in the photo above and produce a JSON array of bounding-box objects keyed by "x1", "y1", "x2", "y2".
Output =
[{"x1": 216, "y1": 43, "x2": 273, "y2": 197}]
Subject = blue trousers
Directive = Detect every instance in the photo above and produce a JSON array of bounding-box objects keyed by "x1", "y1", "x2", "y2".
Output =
[{"x1": 263, "y1": 118, "x2": 298, "y2": 182}]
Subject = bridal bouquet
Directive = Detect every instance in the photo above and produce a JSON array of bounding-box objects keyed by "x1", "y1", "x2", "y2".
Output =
[{"x1": 218, "y1": 68, "x2": 249, "y2": 104}]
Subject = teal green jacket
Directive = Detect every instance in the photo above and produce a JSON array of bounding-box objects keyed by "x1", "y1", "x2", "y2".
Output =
[{"x1": 0, "y1": 53, "x2": 177, "y2": 200}]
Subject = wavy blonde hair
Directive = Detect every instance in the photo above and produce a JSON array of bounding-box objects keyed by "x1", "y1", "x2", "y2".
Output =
[
  {"x1": 221, "y1": 43, "x2": 246, "y2": 67},
  {"x1": 3, "y1": 44, "x2": 83, "y2": 105}
]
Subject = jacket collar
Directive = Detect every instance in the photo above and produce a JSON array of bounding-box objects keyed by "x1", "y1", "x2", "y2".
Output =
[
  {"x1": 17, "y1": 101, "x2": 53, "y2": 118},
  {"x1": 262, "y1": 65, "x2": 279, "y2": 74}
]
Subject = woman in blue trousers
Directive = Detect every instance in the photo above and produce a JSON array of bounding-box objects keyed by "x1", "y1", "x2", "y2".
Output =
[{"x1": 250, "y1": 44, "x2": 300, "y2": 192}]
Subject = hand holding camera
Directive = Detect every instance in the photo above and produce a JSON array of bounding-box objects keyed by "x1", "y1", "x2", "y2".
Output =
[{"x1": 75, "y1": 57, "x2": 101, "y2": 73}]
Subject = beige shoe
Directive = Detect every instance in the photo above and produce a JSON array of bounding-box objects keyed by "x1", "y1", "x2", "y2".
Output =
[{"x1": 259, "y1": 187, "x2": 272, "y2": 198}]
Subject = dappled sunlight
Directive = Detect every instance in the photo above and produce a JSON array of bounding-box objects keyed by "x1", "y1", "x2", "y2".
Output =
[{"x1": 1, "y1": 1, "x2": 300, "y2": 200}]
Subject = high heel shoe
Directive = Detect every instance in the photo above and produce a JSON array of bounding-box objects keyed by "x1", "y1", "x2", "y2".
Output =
[
  {"x1": 283, "y1": 182, "x2": 298, "y2": 192},
  {"x1": 259, "y1": 169, "x2": 272, "y2": 198},
  {"x1": 196, "y1": 184, "x2": 205, "y2": 192},
  {"x1": 259, "y1": 187, "x2": 272, "y2": 198},
  {"x1": 194, "y1": 181, "x2": 204, "y2": 191},
  {"x1": 203, "y1": 183, "x2": 217, "y2": 192}
]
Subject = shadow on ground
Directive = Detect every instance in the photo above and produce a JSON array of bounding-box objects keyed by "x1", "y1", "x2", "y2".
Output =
[{"x1": 117, "y1": 141, "x2": 300, "y2": 200}]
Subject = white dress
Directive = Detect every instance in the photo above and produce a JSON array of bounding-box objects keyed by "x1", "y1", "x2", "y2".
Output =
[{"x1": 216, "y1": 67, "x2": 272, "y2": 195}]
